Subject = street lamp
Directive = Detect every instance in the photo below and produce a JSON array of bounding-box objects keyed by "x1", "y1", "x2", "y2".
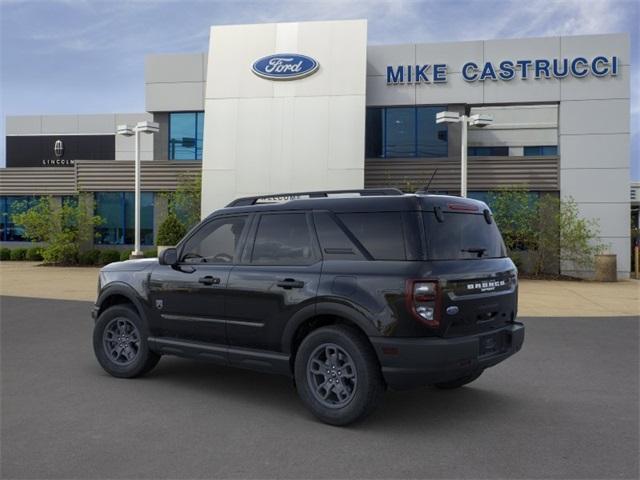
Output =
[
  {"x1": 116, "y1": 121, "x2": 159, "y2": 259},
  {"x1": 436, "y1": 111, "x2": 493, "y2": 197}
]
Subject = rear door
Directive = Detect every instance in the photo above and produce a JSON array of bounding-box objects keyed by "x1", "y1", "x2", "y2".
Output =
[
  {"x1": 225, "y1": 212, "x2": 322, "y2": 351},
  {"x1": 421, "y1": 209, "x2": 517, "y2": 337}
]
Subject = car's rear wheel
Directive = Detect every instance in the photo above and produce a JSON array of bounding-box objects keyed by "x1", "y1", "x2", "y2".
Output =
[
  {"x1": 433, "y1": 370, "x2": 483, "y2": 389},
  {"x1": 93, "y1": 304, "x2": 160, "y2": 378},
  {"x1": 294, "y1": 325, "x2": 384, "y2": 426}
]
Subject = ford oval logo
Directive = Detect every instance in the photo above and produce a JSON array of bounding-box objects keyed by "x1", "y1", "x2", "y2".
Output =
[{"x1": 252, "y1": 54, "x2": 319, "y2": 81}]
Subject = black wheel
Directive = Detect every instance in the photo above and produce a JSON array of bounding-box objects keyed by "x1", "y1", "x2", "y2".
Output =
[
  {"x1": 433, "y1": 370, "x2": 483, "y2": 389},
  {"x1": 93, "y1": 304, "x2": 160, "y2": 378},
  {"x1": 294, "y1": 325, "x2": 385, "y2": 426}
]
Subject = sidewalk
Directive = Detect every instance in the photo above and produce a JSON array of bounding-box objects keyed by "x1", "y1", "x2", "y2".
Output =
[{"x1": 0, "y1": 261, "x2": 638, "y2": 317}]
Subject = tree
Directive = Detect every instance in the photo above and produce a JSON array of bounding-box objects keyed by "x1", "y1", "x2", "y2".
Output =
[
  {"x1": 166, "y1": 173, "x2": 201, "y2": 230},
  {"x1": 11, "y1": 197, "x2": 103, "y2": 265},
  {"x1": 488, "y1": 187, "x2": 537, "y2": 252},
  {"x1": 157, "y1": 213, "x2": 187, "y2": 246}
]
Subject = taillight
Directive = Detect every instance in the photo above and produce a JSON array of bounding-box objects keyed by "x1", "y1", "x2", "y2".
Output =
[{"x1": 406, "y1": 280, "x2": 440, "y2": 328}]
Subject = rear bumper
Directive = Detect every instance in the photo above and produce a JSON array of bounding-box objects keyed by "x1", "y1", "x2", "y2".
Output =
[{"x1": 370, "y1": 323, "x2": 524, "y2": 390}]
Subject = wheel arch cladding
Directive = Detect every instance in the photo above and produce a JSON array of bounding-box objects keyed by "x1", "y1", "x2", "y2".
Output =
[{"x1": 97, "y1": 284, "x2": 147, "y2": 322}]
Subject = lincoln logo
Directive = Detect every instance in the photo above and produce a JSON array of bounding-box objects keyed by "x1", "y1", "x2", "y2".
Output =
[
  {"x1": 252, "y1": 54, "x2": 319, "y2": 80},
  {"x1": 54, "y1": 139, "x2": 64, "y2": 158}
]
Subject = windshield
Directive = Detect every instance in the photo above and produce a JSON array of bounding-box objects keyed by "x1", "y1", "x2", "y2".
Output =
[{"x1": 423, "y1": 212, "x2": 507, "y2": 260}]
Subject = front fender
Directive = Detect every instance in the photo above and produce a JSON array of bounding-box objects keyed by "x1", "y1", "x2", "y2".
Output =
[{"x1": 95, "y1": 282, "x2": 149, "y2": 324}]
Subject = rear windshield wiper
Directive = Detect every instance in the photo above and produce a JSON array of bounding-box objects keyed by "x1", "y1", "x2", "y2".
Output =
[{"x1": 461, "y1": 247, "x2": 487, "y2": 257}]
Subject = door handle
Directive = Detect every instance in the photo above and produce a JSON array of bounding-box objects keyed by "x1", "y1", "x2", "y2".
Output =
[
  {"x1": 277, "y1": 278, "x2": 305, "y2": 289},
  {"x1": 198, "y1": 276, "x2": 221, "y2": 286}
]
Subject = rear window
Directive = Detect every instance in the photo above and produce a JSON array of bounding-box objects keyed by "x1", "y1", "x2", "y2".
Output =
[
  {"x1": 424, "y1": 212, "x2": 506, "y2": 260},
  {"x1": 337, "y1": 212, "x2": 406, "y2": 260}
]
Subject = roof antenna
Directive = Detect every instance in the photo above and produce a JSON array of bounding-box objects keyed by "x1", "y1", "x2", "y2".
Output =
[{"x1": 417, "y1": 169, "x2": 438, "y2": 194}]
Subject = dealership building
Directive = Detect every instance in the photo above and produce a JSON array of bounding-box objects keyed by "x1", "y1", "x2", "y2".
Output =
[{"x1": 0, "y1": 20, "x2": 632, "y2": 277}]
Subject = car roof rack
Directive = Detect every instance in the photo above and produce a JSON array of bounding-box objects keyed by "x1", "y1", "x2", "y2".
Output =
[{"x1": 226, "y1": 188, "x2": 404, "y2": 207}]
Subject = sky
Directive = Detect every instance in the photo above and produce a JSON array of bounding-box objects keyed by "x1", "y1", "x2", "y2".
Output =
[{"x1": 1, "y1": 0, "x2": 638, "y2": 178}]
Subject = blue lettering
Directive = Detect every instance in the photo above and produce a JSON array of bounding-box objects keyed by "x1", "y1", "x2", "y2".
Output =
[
  {"x1": 479, "y1": 62, "x2": 497, "y2": 81},
  {"x1": 462, "y1": 62, "x2": 479, "y2": 81},
  {"x1": 433, "y1": 64, "x2": 447, "y2": 82},
  {"x1": 415, "y1": 64, "x2": 430, "y2": 83},
  {"x1": 498, "y1": 60, "x2": 515, "y2": 80},
  {"x1": 387, "y1": 65, "x2": 404, "y2": 84},
  {"x1": 535, "y1": 59, "x2": 551, "y2": 79},
  {"x1": 591, "y1": 56, "x2": 609, "y2": 76},
  {"x1": 552, "y1": 58, "x2": 569, "y2": 78},
  {"x1": 570, "y1": 57, "x2": 589, "y2": 77},
  {"x1": 407, "y1": 65, "x2": 412, "y2": 83},
  {"x1": 516, "y1": 60, "x2": 532, "y2": 79},
  {"x1": 612, "y1": 56, "x2": 619, "y2": 76}
]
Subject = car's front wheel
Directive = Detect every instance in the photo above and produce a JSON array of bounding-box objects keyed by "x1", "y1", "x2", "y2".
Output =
[
  {"x1": 93, "y1": 304, "x2": 160, "y2": 378},
  {"x1": 294, "y1": 325, "x2": 385, "y2": 426}
]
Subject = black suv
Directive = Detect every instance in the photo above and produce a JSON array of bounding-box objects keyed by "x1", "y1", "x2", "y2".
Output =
[{"x1": 92, "y1": 189, "x2": 524, "y2": 425}]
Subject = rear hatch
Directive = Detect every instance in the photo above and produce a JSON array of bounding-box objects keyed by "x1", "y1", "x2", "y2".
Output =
[{"x1": 421, "y1": 206, "x2": 518, "y2": 338}]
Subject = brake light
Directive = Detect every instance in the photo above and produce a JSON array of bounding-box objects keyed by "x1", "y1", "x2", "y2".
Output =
[
  {"x1": 447, "y1": 203, "x2": 478, "y2": 212},
  {"x1": 406, "y1": 280, "x2": 441, "y2": 328}
]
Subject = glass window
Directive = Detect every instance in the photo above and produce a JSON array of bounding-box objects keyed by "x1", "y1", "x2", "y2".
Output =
[
  {"x1": 0, "y1": 196, "x2": 39, "y2": 242},
  {"x1": 423, "y1": 212, "x2": 506, "y2": 260},
  {"x1": 468, "y1": 146, "x2": 509, "y2": 156},
  {"x1": 169, "y1": 112, "x2": 204, "y2": 160},
  {"x1": 313, "y1": 212, "x2": 365, "y2": 261},
  {"x1": 337, "y1": 212, "x2": 406, "y2": 260},
  {"x1": 251, "y1": 213, "x2": 314, "y2": 265},
  {"x1": 365, "y1": 106, "x2": 448, "y2": 159},
  {"x1": 181, "y1": 216, "x2": 247, "y2": 264},
  {"x1": 523, "y1": 146, "x2": 558, "y2": 156},
  {"x1": 95, "y1": 192, "x2": 154, "y2": 245},
  {"x1": 385, "y1": 107, "x2": 416, "y2": 157},
  {"x1": 417, "y1": 107, "x2": 448, "y2": 157},
  {"x1": 365, "y1": 108, "x2": 384, "y2": 158}
]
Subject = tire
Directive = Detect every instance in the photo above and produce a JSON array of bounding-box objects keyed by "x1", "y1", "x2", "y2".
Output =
[
  {"x1": 294, "y1": 325, "x2": 385, "y2": 426},
  {"x1": 93, "y1": 304, "x2": 160, "y2": 378},
  {"x1": 433, "y1": 370, "x2": 483, "y2": 389}
]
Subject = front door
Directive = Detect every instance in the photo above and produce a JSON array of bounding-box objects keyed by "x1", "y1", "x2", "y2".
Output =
[
  {"x1": 148, "y1": 214, "x2": 249, "y2": 345},
  {"x1": 226, "y1": 212, "x2": 322, "y2": 351}
]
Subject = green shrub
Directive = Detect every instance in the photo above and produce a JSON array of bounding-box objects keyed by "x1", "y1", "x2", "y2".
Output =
[
  {"x1": 120, "y1": 250, "x2": 131, "y2": 262},
  {"x1": 144, "y1": 249, "x2": 158, "y2": 258},
  {"x1": 10, "y1": 248, "x2": 27, "y2": 261},
  {"x1": 11, "y1": 195, "x2": 102, "y2": 265},
  {"x1": 79, "y1": 249, "x2": 101, "y2": 266},
  {"x1": 0, "y1": 248, "x2": 11, "y2": 261},
  {"x1": 99, "y1": 250, "x2": 121, "y2": 265},
  {"x1": 157, "y1": 214, "x2": 187, "y2": 246},
  {"x1": 26, "y1": 247, "x2": 43, "y2": 261}
]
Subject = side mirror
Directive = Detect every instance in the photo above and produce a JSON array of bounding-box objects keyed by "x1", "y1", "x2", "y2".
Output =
[{"x1": 159, "y1": 247, "x2": 178, "y2": 266}]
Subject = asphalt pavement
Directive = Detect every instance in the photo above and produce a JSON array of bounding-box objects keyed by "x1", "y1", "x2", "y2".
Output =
[{"x1": 1, "y1": 296, "x2": 638, "y2": 479}]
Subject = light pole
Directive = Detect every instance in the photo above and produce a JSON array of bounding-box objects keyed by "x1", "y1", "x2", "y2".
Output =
[
  {"x1": 116, "y1": 121, "x2": 159, "y2": 259},
  {"x1": 436, "y1": 111, "x2": 493, "y2": 197}
]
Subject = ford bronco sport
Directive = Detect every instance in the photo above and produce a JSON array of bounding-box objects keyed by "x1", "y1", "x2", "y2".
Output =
[{"x1": 92, "y1": 189, "x2": 524, "y2": 425}]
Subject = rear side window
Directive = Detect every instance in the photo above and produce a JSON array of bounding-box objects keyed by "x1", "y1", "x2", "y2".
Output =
[
  {"x1": 337, "y1": 212, "x2": 406, "y2": 260},
  {"x1": 424, "y1": 212, "x2": 506, "y2": 260},
  {"x1": 251, "y1": 213, "x2": 315, "y2": 265}
]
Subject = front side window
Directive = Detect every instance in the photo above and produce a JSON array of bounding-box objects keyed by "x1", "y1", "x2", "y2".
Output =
[
  {"x1": 424, "y1": 212, "x2": 506, "y2": 260},
  {"x1": 94, "y1": 192, "x2": 154, "y2": 245},
  {"x1": 181, "y1": 216, "x2": 247, "y2": 264},
  {"x1": 251, "y1": 213, "x2": 314, "y2": 265},
  {"x1": 169, "y1": 112, "x2": 204, "y2": 160}
]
